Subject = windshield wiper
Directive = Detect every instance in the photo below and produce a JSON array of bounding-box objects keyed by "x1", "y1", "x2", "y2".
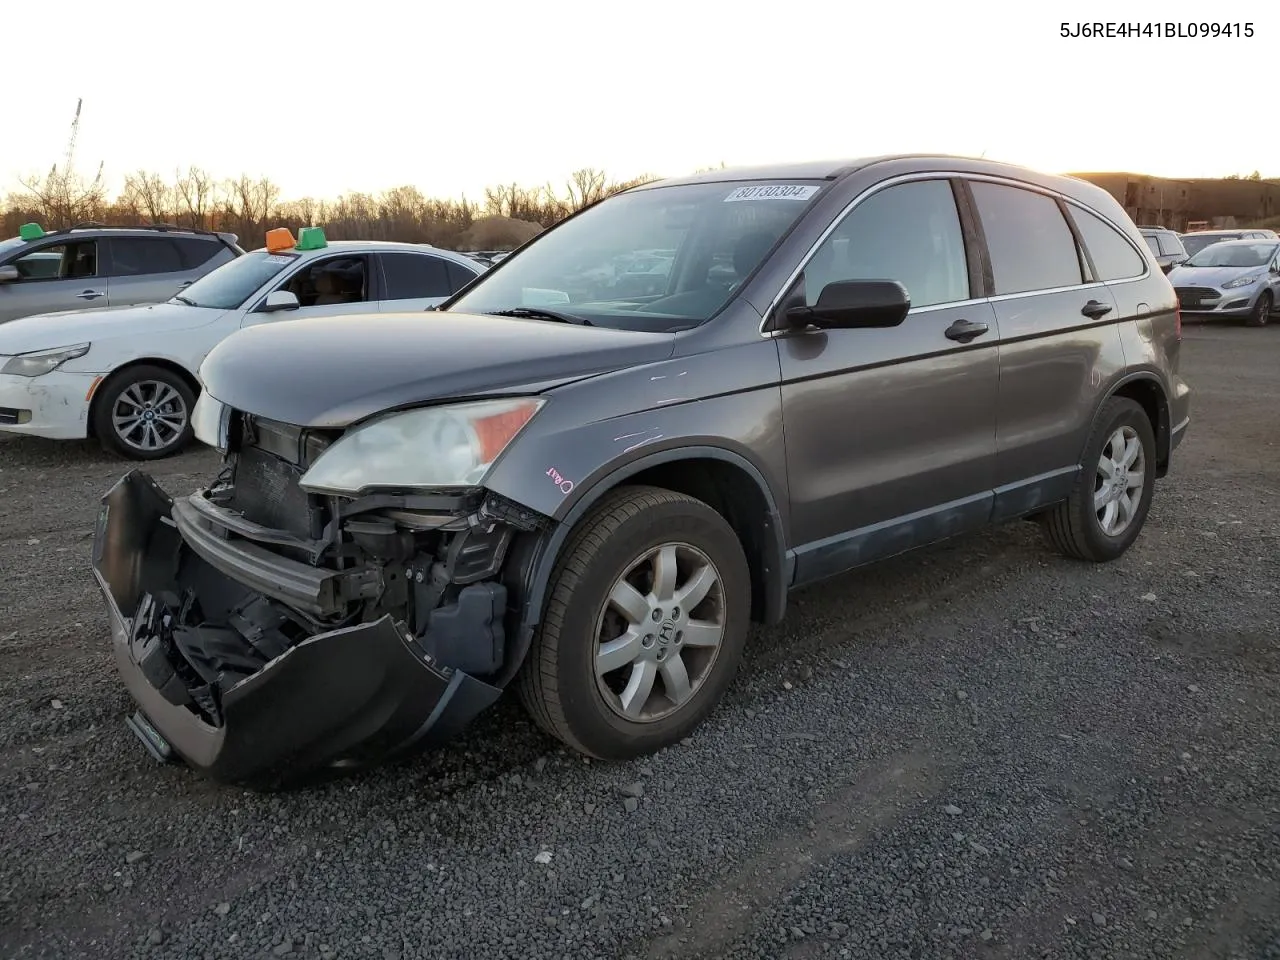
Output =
[
  {"x1": 172, "y1": 295, "x2": 197, "y2": 306},
  {"x1": 486, "y1": 307, "x2": 592, "y2": 326}
]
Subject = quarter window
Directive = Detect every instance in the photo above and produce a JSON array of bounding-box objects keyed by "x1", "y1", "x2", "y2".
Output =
[
  {"x1": 969, "y1": 182, "x2": 1083, "y2": 295},
  {"x1": 803, "y1": 179, "x2": 970, "y2": 309},
  {"x1": 1068, "y1": 206, "x2": 1146, "y2": 281},
  {"x1": 445, "y1": 261, "x2": 479, "y2": 293}
]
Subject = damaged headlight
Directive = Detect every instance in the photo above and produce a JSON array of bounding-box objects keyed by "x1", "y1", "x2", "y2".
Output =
[
  {"x1": 0, "y1": 342, "x2": 90, "y2": 377},
  {"x1": 298, "y1": 398, "x2": 545, "y2": 496},
  {"x1": 192, "y1": 392, "x2": 231, "y2": 451}
]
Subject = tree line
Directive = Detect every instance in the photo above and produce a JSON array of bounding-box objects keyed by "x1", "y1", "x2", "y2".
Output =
[{"x1": 1, "y1": 164, "x2": 664, "y2": 252}]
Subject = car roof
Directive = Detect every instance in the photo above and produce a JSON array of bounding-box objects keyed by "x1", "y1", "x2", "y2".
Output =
[
  {"x1": 635, "y1": 155, "x2": 1123, "y2": 210},
  {"x1": 1183, "y1": 229, "x2": 1250, "y2": 236},
  {"x1": 249, "y1": 239, "x2": 484, "y2": 267},
  {"x1": 1197, "y1": 237, "x2": 1277, "y2": 246}
]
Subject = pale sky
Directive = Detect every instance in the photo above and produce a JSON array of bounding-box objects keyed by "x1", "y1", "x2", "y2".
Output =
[{"x1": 6, "y1": 0, "x2": 1274, "y2": 204}]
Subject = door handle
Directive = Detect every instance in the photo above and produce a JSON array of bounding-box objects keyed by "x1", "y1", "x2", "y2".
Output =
[
  {"x1": 76, "y1": 290, "x2": 105, "y2": 300},
  {"x1": 944, "y1": 318, "x2": 989, "y2": 343},
  {"x1": 1081, "y1": 299, "x2": 1113, "y2": 319},
  {"x1": 177, "y1": 280, "x2": 193, "y2": 289}
]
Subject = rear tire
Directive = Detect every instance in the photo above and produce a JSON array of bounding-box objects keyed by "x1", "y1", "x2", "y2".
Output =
[
  {"x1": 92, "y1": 365, "x2": 196, "y2": 461},
  {"x1": 1041, "y1": 397, "x2": 1156, "y2": 563},
  {"x1": 1245, "y1": 291, "x2": 1272, "y2": 328},
  {"x1": 515, "y1": 485, "x2": 751, "y2": 759}
]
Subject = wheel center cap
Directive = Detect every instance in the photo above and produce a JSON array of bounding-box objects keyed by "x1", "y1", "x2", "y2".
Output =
[
  {"x1": 142, "y1": 410, "x2": 155, "y2": 421},
  {"x1": 657, "y1": 619, "x2": 677, "y2": 646}
]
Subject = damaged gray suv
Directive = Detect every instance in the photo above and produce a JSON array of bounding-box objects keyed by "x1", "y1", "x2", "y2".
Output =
[{"x1": 91, "y1": 156, "x2": 1192, "y2": 788}]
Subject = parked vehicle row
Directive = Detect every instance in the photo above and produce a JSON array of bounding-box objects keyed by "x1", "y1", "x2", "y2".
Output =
[
  {"x1": 85, "y1": 154, "x2": 1192, "y2": 789},
  {"x1": 0, "y1": 227, "x2": 486, "y2": 457},
  {"x1": 1133, "y1": 224, "x2": 1279, "y2": 327}
]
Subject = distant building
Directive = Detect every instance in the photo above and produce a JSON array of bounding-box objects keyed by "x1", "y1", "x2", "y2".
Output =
[{"x1": 1068, "y1": 172, "x2": 1280, "y2": 231}]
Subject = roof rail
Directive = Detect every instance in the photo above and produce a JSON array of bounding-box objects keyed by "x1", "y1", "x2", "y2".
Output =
[{"x1": 39, "y1": 222, "x2": 240, "y2": 245}]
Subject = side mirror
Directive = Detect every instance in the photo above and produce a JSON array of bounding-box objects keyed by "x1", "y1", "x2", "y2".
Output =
[
  {"x1": 259, "y1": 290, "x2": 300, "y2": 313},
  {"x1": 783, "y1": 279, "x2": 911, "y2": 331},
  {"x1": 0, "y1": 264, "x2": 20, "y2": 283}
]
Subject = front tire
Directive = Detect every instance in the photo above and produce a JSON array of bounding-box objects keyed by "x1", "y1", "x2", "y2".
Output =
[
  {"x1": 1041, "y1": 397, "x2": 1157, "y2": 563},
  {"x1": 1245, "y1": 291, "x2": 1272, "y2": 328},
  {"x1": 92, "y1": 365, "x2": 196, "y2": 460},
  {"x1": 516, "y1": 485, "x2": 752, "y2": 759}
]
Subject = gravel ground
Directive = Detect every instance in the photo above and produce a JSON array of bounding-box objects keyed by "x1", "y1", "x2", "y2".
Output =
[{"x1": 1, "y1": 320, "x2": 1277, "y2": 960}]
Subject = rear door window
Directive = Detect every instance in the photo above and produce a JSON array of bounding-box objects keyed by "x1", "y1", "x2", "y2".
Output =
[
  {"x1": 969, "y1": 182, "x2": 1083, "y2": 295},
  {"x1": 380, "y1": 252, "x2": 453, "y2": 299},
  {"x1": 110, "y1": 237, "x2": 185, "y2": 276}
]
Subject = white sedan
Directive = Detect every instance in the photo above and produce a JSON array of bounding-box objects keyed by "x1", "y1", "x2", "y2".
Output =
[{"x1": 0, "y1": 228, "x2": 484, "y2": 459}]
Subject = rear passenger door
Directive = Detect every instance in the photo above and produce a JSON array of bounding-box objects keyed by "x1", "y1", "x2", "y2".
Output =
[
  {"x1": 963, "y1": 179, "x2": 1128, "y2": 520},
  {"x1": 778, "y1": 177, "x2": 1001, "y2": 584},
  {"x1": 377, "y1": 251, "x2": 479, "y2": 310},
  {"x1": 104, "y1": 236, "x2": 196, "y2": 306}
]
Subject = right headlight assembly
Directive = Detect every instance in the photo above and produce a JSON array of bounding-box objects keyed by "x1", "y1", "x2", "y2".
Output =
[{"x1": 297, "y1": 397, "x2": 545, "y2": 497}]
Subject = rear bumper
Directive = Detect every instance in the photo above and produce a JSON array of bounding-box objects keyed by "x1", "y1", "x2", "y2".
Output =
[{"x1": 90, "y1": 470, "x2": 502, "y2": 789}]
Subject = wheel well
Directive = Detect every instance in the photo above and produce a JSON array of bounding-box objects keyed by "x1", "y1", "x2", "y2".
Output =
[
  {"x1": 622, "y1": 458, "x2": 773, "y2": 623},
  {"x1": 1111, "y1": 377, "x2": 1169, "y2": 471},
  {"x1": 86, "y1": 359, "x2": 201, "y2": 438}
]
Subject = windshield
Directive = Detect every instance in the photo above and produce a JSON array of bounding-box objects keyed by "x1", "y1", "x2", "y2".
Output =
[
  {"x1": 0, "y1": 237, "x2": 28, "y2": 260},
  {"x1": 176, "y1": 249, "x2": 299, "y2": 309},
  {"x1": 1184, "y1": 241, "x2": 1277, "y2": 269},
  {"x1": 446, "y1": 180, "x2": 826, "y2": 331},
  {"x1": 1181, "y1": 233, "x2": 1243, "y2": 257}
]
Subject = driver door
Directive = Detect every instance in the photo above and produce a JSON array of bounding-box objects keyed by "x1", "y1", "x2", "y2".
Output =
[
  {"x1": 778, "y1": 177, "x2": 1000, "y2": 585},
  {"x1": 0, "y1": 240, "x2": 107, "y2": 323},
  {"x1": 241, "y1": 254, "x2": 379, "y2": 327}
]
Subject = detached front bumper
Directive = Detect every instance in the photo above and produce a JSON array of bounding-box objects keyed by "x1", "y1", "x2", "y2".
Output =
[{"x1": 90, "y1": 471, "x2": 502, "y2": 789}]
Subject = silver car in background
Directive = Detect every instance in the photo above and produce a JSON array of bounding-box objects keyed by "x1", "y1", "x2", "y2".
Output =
[
  {"x1": 0, "y1": 223, "x2": 243, "y2": 324},
  {"x1": 1168, "y1": 238, "x2": 1280, "y2": 327}
]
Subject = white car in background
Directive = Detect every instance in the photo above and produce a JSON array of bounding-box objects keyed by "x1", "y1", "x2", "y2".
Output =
[{"x1": 0, "y1": 228, "x2": 485, "y2": 459}]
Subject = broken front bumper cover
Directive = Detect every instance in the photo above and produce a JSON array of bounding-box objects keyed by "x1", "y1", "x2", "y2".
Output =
[{"x1": 90, "y1": 471, "x2": 502, "y2": 789}]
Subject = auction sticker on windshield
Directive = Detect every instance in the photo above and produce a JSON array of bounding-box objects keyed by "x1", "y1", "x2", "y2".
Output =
[
  {"x1": 724, "y1": 185, "x2": 819, "y2": 202},
  {"x1": 264, "y1": 255, "x2": 295, "y2": 265}
]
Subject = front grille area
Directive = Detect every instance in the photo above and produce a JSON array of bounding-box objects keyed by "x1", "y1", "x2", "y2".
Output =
[
  {"x1": 228, "y1": 445, "x2": 315, "y2": 537},
  {"x1": 1175, "y1": 286, "x2": 1220, "y2": 308}
]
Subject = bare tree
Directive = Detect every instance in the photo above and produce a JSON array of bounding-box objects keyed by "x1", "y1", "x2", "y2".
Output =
[
  {"x1": 16, "y1": 160, "x2": 108, "y2": 227},
  {"x1": 121, "y1": 170, "x2": 171, "y2": 222},
  {"x1": 174, "y1": 166, "x2": 216, "y2": 229},
  {"x1": 565, "y1": 167, "x2": 609, "y2": 212}
]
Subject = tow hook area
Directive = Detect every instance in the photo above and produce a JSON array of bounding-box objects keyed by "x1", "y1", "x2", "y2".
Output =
[{"x1": 91, "y1": 470, "x2": 507, "y2": 789}]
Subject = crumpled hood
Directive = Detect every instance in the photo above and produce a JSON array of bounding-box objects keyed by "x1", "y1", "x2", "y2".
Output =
[
  {"x1": 199, "y1": 311, "x2": 677, "y2": 427},
  {"x1": 1168, "y1": 264, "x2": 1266, "y2": 289},
  {"x1": 0, "y1": 302, "x2": 228, "y2": 355}
]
